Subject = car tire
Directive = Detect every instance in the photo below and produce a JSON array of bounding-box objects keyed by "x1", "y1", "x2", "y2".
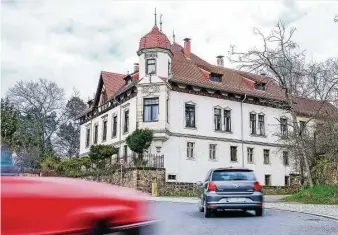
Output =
[
  {"x1": 204, "y1": 201, "x2": 212, "y2": 218},
  {"x1": 198, "y1": 200, "x2": 204, "y2": 212},
  {"x1": 91, "y1": 219, "x2": 110, "y2": 235},
  {"x1": 255, "y1": 208, "x2": 263, "y2": 216}
]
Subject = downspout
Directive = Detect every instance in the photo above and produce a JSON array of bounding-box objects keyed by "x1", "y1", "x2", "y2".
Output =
[{"x1": 241, "y1": 94, "x2": 247, "y2": 168}]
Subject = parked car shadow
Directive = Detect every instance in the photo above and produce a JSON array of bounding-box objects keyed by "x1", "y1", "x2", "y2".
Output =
[{"x1": 212, "y1": 210, "x2": 256, "y2": 218}]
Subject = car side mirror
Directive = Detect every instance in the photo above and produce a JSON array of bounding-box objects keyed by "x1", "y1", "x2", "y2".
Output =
[{"x1": 196, "y1": 181, "x2": 203, "y2": 186}]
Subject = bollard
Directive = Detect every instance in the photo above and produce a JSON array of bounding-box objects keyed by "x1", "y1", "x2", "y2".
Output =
[{"x1": 152, "y1": 180, "x2": 159, "y2": 197}]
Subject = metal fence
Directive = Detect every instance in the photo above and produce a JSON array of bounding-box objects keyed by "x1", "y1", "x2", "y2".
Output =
[{"x1": 117, "y1": 154, "x2": 164, "y2": 168}]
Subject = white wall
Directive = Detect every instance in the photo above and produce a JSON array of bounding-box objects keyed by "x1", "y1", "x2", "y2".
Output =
[
  {"x1": 138, "y1": 50, "x2": 171, "y2": 79},
  {"x1": 163, "y1": 136, "x2": 292, "y2": 186},
  {"x1": 79, "y1": 97, "x2": 137, "y2": 156}
]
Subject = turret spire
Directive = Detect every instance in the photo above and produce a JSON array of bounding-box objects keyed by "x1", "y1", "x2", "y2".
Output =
[
  {"x1": 154, "y1": 8, "x2": 157, "y2": 26},
  {"x1": 160, "y1": 14, "x2": 163, "y2": 31},
  {"x1": 173, "y1": 30, "x2": 176, "y2": 43}
]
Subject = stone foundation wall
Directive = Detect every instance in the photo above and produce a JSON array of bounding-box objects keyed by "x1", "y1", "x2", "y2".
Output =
[{"x1": 160, "y1": 182, "x2": 199, "y2": 197}]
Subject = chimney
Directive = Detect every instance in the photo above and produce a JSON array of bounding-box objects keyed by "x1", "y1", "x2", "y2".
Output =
[
  {"x1": 184, "y1": 38, "x2": 191, "y2": 58},
  {"x1": 134, "y1": 63, "x2": 139, "y2": 72},
  {"x1": 216, "y1": 55, "x2": 224, "y2": 67}
]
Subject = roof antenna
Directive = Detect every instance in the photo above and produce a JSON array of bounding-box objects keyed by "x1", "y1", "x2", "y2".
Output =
[
  {"x1": 173, "y1": 30, "x2": 176, "y2": 43},
  {"x1": 160, "y1": 14, "x2": 163, "y2": 31},
  {"x1": 154, "y1": 8, "x2": 157, "y2": 26}
]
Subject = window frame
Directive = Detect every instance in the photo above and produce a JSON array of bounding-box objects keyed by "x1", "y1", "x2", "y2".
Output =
[
  {"x1": 93, "y1": 123, "x2": 99, "y2": 144},
  {"x1": 102, "y1": 119, "x2": 108, "y2": 142},
  {"x1": 143, "y1": 97, "x2": 159, "y2": 122},
  {"x1": 209, "y1": 144, "x2": 217, "y2": 161},
  {"x1": 247, "y1": 147, "x2": 254, "y2": 163},
  {"x1": 250, "y1": 112, "x2": 257, "y2": 135},
  {"x1": 209, "y1": 73, "x2": 222, "y2": 82},
  {"x1": 214, "y1": 108, "x2": 222, "y2": 131},
  {"x1": 85, "y1": 127, "x2": 91, "y2": 148},
  {"x1": 283, "y1": 151, "x2": 289, "y2": 166},
  {"x1": 258, "y1": 114, "x2": 265, "y2": 136},
  {"x1": 146, "y1": 58, "x2": 156, "y2": 75},
  {"x1": 123, "y1": 109, "x2": 129, "y2": 133},
  {"x1": 280, "y1": 117, "x2": 288, "y2": 137},
  {"x1": 112, "y1": 115, "x2": 117, "y2": 138},
  {"x1": 263, "y1": 149, "x2": 270, "y2": 164},
  {"x1": 265, "y1": 174, "x2": 271, "y2": 186},
  {"x1": 230, "y1": 146, "x2": 238, "y2": 162},
  {"x1": 224, "y1": 109, "x2": 232, "y2": 132},
  {"x1": 185, "y1": 103, "x2": 196, "y2": 128},
  {"x1": 186, "y1": 142, "x2": 195, "y2": 159}
]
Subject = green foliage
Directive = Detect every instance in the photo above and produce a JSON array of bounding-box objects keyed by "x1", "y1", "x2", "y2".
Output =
[
  {"x1": 40, "y1": 156, "x2": 61, "y2": 171},
  {"x1": 88, "y1": 145, "x2": 118, "y2": 168},
  {"x1": 1, "y1": 98, "x2": 19, "y2": 147},
  {"x1": 126, "y1": 129, "x2": 153, "y2": 156},
  {"x1": 285, "y1": 184, "x2": 338, "y2": 204}
]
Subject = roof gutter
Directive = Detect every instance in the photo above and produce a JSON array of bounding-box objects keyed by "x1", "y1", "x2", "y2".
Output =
[{"x1": 241, "y1": 94, "x2": 247, "y2": 168}]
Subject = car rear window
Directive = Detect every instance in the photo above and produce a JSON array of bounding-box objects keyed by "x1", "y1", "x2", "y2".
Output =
[{"x1": 211, "y1": 170, "x2": 256, "y2": 181}]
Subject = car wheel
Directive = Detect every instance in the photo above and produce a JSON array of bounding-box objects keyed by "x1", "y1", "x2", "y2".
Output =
[
  {"x1": 255, "y1": 208, "x2": 263, "y2": 216},
  {"x1": 204, "y1": 201, "x2": 212, "y2": 218},
  {"x1": 90, "y1": 219, "x2": 110, "y2": 235}
]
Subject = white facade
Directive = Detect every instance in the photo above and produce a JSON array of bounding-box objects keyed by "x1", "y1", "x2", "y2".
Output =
[{"x1": 79, "y1": 36, "x2": 297, "y2": 186}]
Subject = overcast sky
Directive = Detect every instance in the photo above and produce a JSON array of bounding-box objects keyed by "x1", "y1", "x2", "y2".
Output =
[{"x1": 2, "y1": 0, "x2": 338, "y2": 101}]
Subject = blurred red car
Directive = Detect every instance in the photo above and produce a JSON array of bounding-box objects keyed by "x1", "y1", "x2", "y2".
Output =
[{"x1": 1, "y1": 176, "x2": 157, "y2": 235}]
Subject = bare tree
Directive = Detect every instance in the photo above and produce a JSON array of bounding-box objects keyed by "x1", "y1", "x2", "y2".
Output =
[
  {"x1": 228, "y1": 21, "x2": 338, "y2": 187},
  {"x1": 7, "y1": 78, "x2": 67, "y2": 159}
]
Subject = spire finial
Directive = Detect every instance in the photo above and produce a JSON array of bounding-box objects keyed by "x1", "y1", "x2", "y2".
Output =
[
  {"x1": 154, "y1": 8, "x2": 157, "y2": 26},
  {"x1": 160, "y1": 14, "x2": 163, "y2": 31},
  {"x1": 173, "y1": 30, "x2": 176, "y2": 43}
]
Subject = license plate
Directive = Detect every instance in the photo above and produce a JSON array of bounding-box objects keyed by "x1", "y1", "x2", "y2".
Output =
[{"x1": 220, "y1": 198, "x2": 248, "y2": 203}]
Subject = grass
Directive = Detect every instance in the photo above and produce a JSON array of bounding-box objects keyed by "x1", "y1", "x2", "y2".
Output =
[{"x1": 284, "y1": 184, "x2": 338, "y2": 205}]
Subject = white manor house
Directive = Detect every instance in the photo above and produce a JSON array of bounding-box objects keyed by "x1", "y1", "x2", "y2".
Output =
[{"x1": 79, "y1": 23, "x2": 336, "y2": 186}]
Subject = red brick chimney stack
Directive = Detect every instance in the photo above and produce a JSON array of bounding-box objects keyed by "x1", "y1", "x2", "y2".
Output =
[{"x1": 184, "y1": 38, "x2": 191, "y2": 58}]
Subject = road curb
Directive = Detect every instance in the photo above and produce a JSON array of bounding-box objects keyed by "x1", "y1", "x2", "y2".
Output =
[{"x1": 148, "y1": 197, "x2": 338, "y2": 221}]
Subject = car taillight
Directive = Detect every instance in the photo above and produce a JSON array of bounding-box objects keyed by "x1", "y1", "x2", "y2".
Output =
[
  {"x1": 253, "y1": 181, "x2": 262, "y2": 191},
  {"x1": 207, "y1": 181, "x2": 217, "y2": 192}
]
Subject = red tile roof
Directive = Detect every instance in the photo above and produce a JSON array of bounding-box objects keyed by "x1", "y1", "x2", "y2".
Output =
[
  {"x1": 101, "y1": 71, "x2": 126, "y2": 98},
  {"x1": 97, "y1": 37, "x2": 337, "y2": 119},
  {"x1": 292, "y1": 96, "x2": 338, "y2": 118},
  {"x1": 139, "y1": 26, "x2": 171, "y2": 50}
]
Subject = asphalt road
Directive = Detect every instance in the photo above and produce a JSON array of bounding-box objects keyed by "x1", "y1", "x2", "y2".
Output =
[{"x1": 148, "y1": 201, "x2": 338, "y2": 235}]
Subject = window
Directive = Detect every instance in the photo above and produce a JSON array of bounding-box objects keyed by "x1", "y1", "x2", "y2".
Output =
[
  {"x1": 143, "y1": 98, "x2": 159, "y2": 122},
  {"x1": 210, "y1": 73, "x2": 222, "y2": 82},
  {"x1": 185, "y1": 104, "x2": 195, "y2": 128},
  {"x1": 124, "y1": 110, "x2": 129, "y2": 133},
  {"x1": 265, "y1": 175, "x2": 271, "y2": 186},
  {"x1": 285, "y1": 176, "x2": 290, "y2": 186},
  {"x1": 166, "y1": 98, "x2": 169, "y2": 123},
  {"x1": 93, "y1": 124, "x2": 98, "y2": 144},
  {"x1": 85, "y1": 128, "x2": 90, "y2": 148},
  {"x1": 146, "y1": 59, "x2": 156, "y2": 75},
  {"x1": 263, "y1": 149, "x2": 270, "y2": 164},
  {"x1": 123, "y1": 145, "x2": 128, "y2": 161},
  {"x1": 255, "y1": 82, "x2": 266, "y2": 91},
  {"x1": 283, "y1": 151, "x2": 289, "y2": 166},
  {"x1": 212, "y1": 170, "x2": 256, "y2": 181},
  {"x1": 247, "y1": 147, "x2": 254, "y2": 163},
  {"x1": 187, "y1": 142, "x2": 195, "y2": 159},
  {"x1": 250, "y1": 113, "x2": 257, "y2": 134},
  {"x1": 168, "y1": 174, "x2": 176, "y2": 180},
  {"x1": 224, "y1": 109, "x2": 231, "y2": 132},
  {"x1": 258, "y1": 114, "x2": 265, "y2": 135},
  {"x1": 209, "y1": 144, "x2": 216, "y2": 160},
  {"x1": 102, "y1": 119, "x2": 107, "y2": 142},
  {"x1": 299, "y1": 121, "x2": 306, "y2": 135},
  {"x1": 214, "y1": 108, "x2": 222, "y2": 130},
  {"x1": 168, "y1": 60, "x2": 171, "y2": 77},
  {"x1": 230, "y1": 146, "x2": 237, "y2": 162},
  {"x1": 280, "y1": 118, "x2": 288, "y2": 137},
  {"x1": 112, "y1": 115, "x2": 117, "y2": 138}
]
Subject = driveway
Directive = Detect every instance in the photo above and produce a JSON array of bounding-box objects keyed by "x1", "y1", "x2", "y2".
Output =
[{"x1": 148, "y1": 201, "x2": 338, "y2": 235}]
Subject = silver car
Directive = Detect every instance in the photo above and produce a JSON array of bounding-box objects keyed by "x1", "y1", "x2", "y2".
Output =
[{"x1": 197, "y1": 168, "x2": 264, "y2": 218}]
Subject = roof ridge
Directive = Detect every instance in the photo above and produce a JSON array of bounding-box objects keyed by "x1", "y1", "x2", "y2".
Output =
[{"x1": 101, "y1": 71, "x2": 126, "y2": 76}]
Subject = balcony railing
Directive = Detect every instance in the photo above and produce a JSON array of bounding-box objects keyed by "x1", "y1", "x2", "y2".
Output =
[{"x1": 116, "y1": 153, "x2": 164, "y2": 168}]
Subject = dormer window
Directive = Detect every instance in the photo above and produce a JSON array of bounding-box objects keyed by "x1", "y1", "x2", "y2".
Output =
[
  {"x1": 168, "y1": 60, "x2": 171, "y2": 77},
  {"x1": 146, "y1": 59, "x2": 156, "y2": 75},
  {"x1": 125, "y1": 77, "x2": 132, "y2": 85},
  {"x1": 255, "y1": 82, "x2": 266, "y2": 91},
  {"x1": 210, "y1": 73, "x2": 222, "y2": 82}
]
